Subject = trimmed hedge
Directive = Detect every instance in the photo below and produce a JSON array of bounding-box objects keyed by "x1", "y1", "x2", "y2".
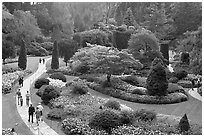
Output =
[
  {"x1": 34, "y1": 78, "x2": 50, "y2": 89},
  {"x1": 50, "y1": 72, "x2": 66, "y2": 82}
]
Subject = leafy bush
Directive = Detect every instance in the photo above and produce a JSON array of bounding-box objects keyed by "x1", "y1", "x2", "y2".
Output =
[
  {"x1": 174, "y1": 70, "x2": 188, "y2": 80},
  {"x1": 112, "y1": 30, "x2": 132, "y2": 49},
  {"x1": 47, "y1": 108, "x2": 65, "y2": 120},
  {"x1": 50, "y1": 72, "x2": 66, "y2": 82},
  {"x1": 34, "y1": 78, "x2": 50, "y2": 89},
  {"x1": 36, "y1": 85, "x2": 48, "y2": 97},
  {"x1": 119, "y1": 110, "x2": 135, "y2": 125},
  {"x1": 41, "y1": 85, "x2": 60, "y2": 105},
  {"x1": 40, "y1": 42, "x2": 53, "y2": 52},
  {"x1": 169, "y1": 77, "x2": 179, "y2": 83},
  {"x1": 167, "y1": 83, "x2": 185, "y2": 94},
  {"x1": 89, "y1": 109, "x2": 122, "y2": 134},
  {"x1": 120, "y1": 75, "x2": 139, "y2": 86},
  {"x1": 134, "y1": 109, "x2": 156, "y2": 122},
  {"x1": 131, "y1": 87, "x2": 147, "y2": 95},
  {"x1": 146, "y1": 58, "x2": 168, "y2": 96},
  {"x1": 70, "y1": 79, "x2": 89, "y2": 95},
  {"x1": 104, "y1": 100, "x2": 121, "y2": 110},
  {"x1": 73, "y1": 62, "x2": 90, "y2": 74}
]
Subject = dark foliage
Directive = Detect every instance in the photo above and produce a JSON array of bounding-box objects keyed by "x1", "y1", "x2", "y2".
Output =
[
  {"x1": 160, "y1": 42, "x2": 169, "y2": 64},
  {"x1": 181, "y1": 52, "x2": 190, "y2": 65},
  {"x1": 34, "y1": 78, "x2": 50, "y2": 89},
  {"x1": 51, "y1": 40, "x2": 59, "y2": 69},
  {"x1": 50, "y1": 72, "x2": 66, "y2": 82},
  {"x1": 47, "y1": 108, "x2": 65, "y2": 120},
  {"x1": 146, "y1": 58, "x2": 168, "y2": 96},
  {"x1": 174, "y1": 70, "x2": 188, "y2": 80},
  {"x1": 41, "y1": 85, "x2": 60, "y2": 105},
  {"x1": 18, "y1": 39, "x2": 27, "y2": 70},
  {"x1": 104, "y1": 100, "x2": 121, "y2": 110},
  {"x1": 178, "y1": 114, "x2": 190, "y2": 132}
]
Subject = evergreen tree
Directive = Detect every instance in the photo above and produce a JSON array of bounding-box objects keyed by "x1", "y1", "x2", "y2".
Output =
[
  {"x1": 18, "y1": 39, "x2": 27, "y2": 70},
  {"x1": 146, "y1": 58, "x2": 168, "y2": 96},
  {"x1": 123, "y1": 7, "x2": 134, "y2": 27},
  {"x1": 51, "y1": 40, "x2": 59, "y2": 69},
  {"x1": 178, "y1": 113, "x2": 190, "y2": 132}
]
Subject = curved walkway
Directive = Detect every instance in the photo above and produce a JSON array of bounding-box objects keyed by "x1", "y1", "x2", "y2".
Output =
[
  {"x1": 188, "y1": 88, "x2": 202, "y2": 101},
  {"x1": 16, "y1": 58, "x2": 58, "y2": 135}
]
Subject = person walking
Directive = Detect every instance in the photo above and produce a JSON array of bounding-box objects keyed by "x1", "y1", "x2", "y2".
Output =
[
  {"x1": 43, "y1": 58, "x2": 45, "y2": 64},
  {"x1": 37, "y1": 103, "x2": 43, "y2": 121},
  {"x1": 25, "y1": 91, "x2": 30, "y2": 106},
  {"x1": 20, "y1": 96, "x2": 23, "y2": 106},
  {"x1": 28, "y1": 104, "x2": 35, "y2": 123},
  {"x1": 191, "y1": 79, "x2": 195, "y2": 91},
  {"x1": 39, "y1": 58, "x2": 41, "y2": 64},
  {"x1": 18, "y1": 77, "x2": 22, "y2": 87},
  {"x1": 35, "y1": 107, "x2": 41, "y2": 126},
  {"x1": 16, "y1": 88, "x2": 21, "y2": 105}
]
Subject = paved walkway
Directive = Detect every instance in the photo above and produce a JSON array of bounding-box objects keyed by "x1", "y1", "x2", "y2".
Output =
[
  {"x1": 189, "y1": 88, "x2": 202, "y2": 101},
  {"x1": 16, "y1": 58, "x2": 58, "y2": 135}
]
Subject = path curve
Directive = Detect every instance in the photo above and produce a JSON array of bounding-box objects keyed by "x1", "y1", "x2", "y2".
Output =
[
  {"x1": 16, "y1": 57, "x2": 58, "y2": 135},
  {"x1": 188, "y1": 88, "x2": 202, "y2": 101}
]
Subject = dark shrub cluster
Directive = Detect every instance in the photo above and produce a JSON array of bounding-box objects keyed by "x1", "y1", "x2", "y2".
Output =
[
  {"x1": 181, "y1": 52, "x2": 190, "y2": 65},
  {"x1": 146, "y1": 58, "x2": 168, "y2": 96},
  {"x1": 34, "y1": 78, "x2": 50, "y2": 89},
  {"x1": 50, "y1": 72, "x2": 66, "y2": 82},
  {"x1": 41, "y1": 85, "x2": 60, "y2": 105},
  {"x1": 104, "y1": 100, "x2": 121, "y2": 110},
  {"x1": 174, "y1": 70, "x2": 188, "y2": 80},
  {"x1": 88, "y1": 109, "x2": 122, "y2": 134}
]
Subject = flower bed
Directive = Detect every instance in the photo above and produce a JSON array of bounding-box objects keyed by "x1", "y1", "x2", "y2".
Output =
[
  {"x1": 87, "y1": 82, "x2": 188, "y2": 104},
  {"x1": 2, "y1": 70, "x2": 32, "y2": 94},
  {"x1": 47, "y1": 77, "x2": 66, "y2": 89}
]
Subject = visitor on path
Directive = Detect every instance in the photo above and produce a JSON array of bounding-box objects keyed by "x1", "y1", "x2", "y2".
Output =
[
  {"x1": 43, "y1": 58, "x2": 45, "y2": 64},
  {"x1": 26, "y1": 91, "x2": 30, "y2": 106},
  {"x1": 39, "y1": 58, "x2": 41, "y2": 64},
  {"x1": 28, "y1": 104, "x2": 35, "y2": 123},
  {"x1": 16, "y1": 88, "x2": 21, "y2": 105},
  {"x1": 37, "y1": 102, "x2": 43, "y2": 121},
  {"x1": 19, "y1": 77, "x2": 24, "y2": 87},
  {"x1": 191, "y1": 79, "x2": 195, "y2": 90},
  {"x1": 35, "y1": 107, "x2": 41, "y2": 126},
  {"x1": 20, "y1": 96, "x2": 23, "y2": 106}
]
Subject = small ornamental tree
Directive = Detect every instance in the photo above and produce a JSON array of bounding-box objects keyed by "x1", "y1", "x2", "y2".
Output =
[
  {"x1": 178, "y1": 113, "x2": 190, "y2": 132},
  {"x1": 18, "y1": 39, "x2": 27, "y2": 70},
  {"x1": 146, "y1": 58, "x2": 168, "y2": 96},
  {"x1": 51, "y1": 40, "x2": 59, "y2": 69},
  {"x1": 123, "y1": 7, "x2": 134, "y2": 27}
]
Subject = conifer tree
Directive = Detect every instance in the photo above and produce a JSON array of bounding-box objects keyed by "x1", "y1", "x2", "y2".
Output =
[
  {"x1": 18, "y1": 39, "x2": 27, "y2": 70},
  {"x1": 51, "y1": 40, "x2": 59, "y2": 69},
  {"x1": 123, "y1": 7, "x2": 134, "y2": 27},
  {"x1": 178, "y1": 113, "x2": 190, "y2": 132}
]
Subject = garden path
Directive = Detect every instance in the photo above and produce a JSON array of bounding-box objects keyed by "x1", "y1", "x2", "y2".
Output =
[{"x1": 16, "y1": 57, "x2": 58, "y2": 135}]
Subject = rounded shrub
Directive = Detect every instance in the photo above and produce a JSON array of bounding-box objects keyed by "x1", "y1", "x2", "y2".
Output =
[
  {"x1": 34, "y1": 78, "x2": 50, "y2": 89},
  {"x1": 146, "y1": 58, "x2": 168, "y2": 96},
  {"x1": 174, "y1": 70, "x2": 188, "y2": 80},
  {"x1": 104, "y1": 100, "x2": 121, "y2": 110},
  {"x1": 41, "y1": 85, "x2": 60, "y2": 105},
  {"x1": 50, "y1": 72, "x2": 66, "y2": 82},
  {"x1": 88, "y1": 109, "x2": 122, "y2": 134},
  {"x1": 119, "y1": 110, "x2": 135, "y2": 125},
  {"x1": 169, "y1": 77, "x2": 179, "y2": 83}
]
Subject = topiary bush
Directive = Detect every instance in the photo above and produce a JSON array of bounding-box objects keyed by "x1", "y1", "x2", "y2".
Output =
[
  {"x1": 88, "y1": 109, "x2": 122, "y2": 134},
  {"x1": 34, "y1": 78, "x2": 50, "y2": 89},
  {"x1": 103, "y1": 100, "x2": 121, "y2": 111},
  {"x1": 41, "y1": 85, "x2": 60, "y2": 105},
  {"x1": 146, "y1": 58, "x2": 168, "y2": 96},
  {"x1": 50, "y1": 72, "x2": 66, "y2": 82}
]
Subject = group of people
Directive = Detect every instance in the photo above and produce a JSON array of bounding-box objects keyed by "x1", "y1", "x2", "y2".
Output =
[
  {"x1": 191, "y1": 77, "x2": 202, "y2": 90},
  {"x1": 39, "y1": 58, "x2": 45, "y2": 64},
  {"x1": 16, "y1": 75, "x2": 43, "y2": 126},
  {"x1": 28, "y1": 103, "x2": 43, "y2": 126}
]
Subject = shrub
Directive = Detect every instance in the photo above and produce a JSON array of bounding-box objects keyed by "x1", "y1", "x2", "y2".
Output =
[
  {"x1": 18, "y1": 39, "x2": 27, "y2": 70},
  {"x1": 34, "y1": 78, "x2": 50, "y2": 89},
  {"x1": 174, "y1": 70, "x2": 188, "y2": 80},
  {"x1": 36, "y1": 85, "x2": 48, "y2": 97},
  {"x1": 41, "y1": 85, "x2": 60, "y2": 105},
  {"x1": 40, "y1": 42, "x2": 53, "y2": 52},
  {"x1": 120, "y1": 75, "x2": 139, "y2": 86},
  {"x1": 178, "y1": 114, "x2": 190, "y2": 132},
  {"x1": 104, "y1": 100, "x2": 121, "y2": 110},
  {"x1": 131, "y1": 87, "x2": 147, "y2": 95},
  {"x1": 70, "y1": 79, "x2": 89, "y2": 95},
  {"x1": 47, "y1": 108, "x2": 65, "y2": 120},
  {"x1": 112, "y1": 30, "x2": 132, "y2": 49},
  {"x1": 50, "y1": 72, "x2": 66, "y2": 82},
  {"x1": 73, "y1": 62, "x2": 90, "y2": 74},
  {"x1": 88, "y1": 109, "x2": 122, "y2": 134},
  {"x1": 134, "y1": 109, "x2": 156, "y2": 122},
  {"x1": 119, "y1": 110, "x2": 135, "y2": 125},
  {"x1": 177, "y1": 80, "x2": 192, "y2": 88},
  {"x1": 169, "y1": 77, "x2": 179, "y2": 83},
  {"x1": 51, "y1": 40, "x2": 59, "y2": 69},
  {"x1": 146, "y1": 58, "x2": 168, "y2": 96},
  {"x1": 181, "y1": 52, "x2": 190, "y2": 65}
]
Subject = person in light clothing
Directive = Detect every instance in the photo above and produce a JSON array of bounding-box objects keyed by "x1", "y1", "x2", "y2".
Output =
[{"x1": 37, "y1": 102, "x2": 43, "y2": 121}]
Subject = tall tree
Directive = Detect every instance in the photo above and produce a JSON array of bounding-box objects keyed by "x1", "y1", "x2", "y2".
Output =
[
  {"x1": 123, "y1": 7, "x2": 134, "y2": 27},
  {"x1": 18, "y1": 39, "x2": 27, "y2": 70},
  {"x1": 51, "y1": 41, "x2": 59, "y2": 69}
]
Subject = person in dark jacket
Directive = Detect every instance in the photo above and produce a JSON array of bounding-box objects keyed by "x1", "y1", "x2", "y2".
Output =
[
  {"x1": 191, "y1": 79, "x2": 195, "y2": 90},
  {"x1": 28, "y1": 104, "x2": 35, "y2": 123}
]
